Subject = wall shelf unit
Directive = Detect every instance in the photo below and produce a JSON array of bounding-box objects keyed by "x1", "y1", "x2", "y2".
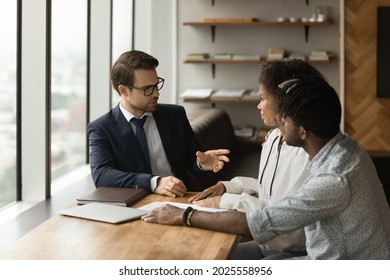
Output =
[
  {"x1": 179, "y1": 0, "x2": 340, "y2": 134},
  {"x1": 209, "y1": 0, "x2": 311, "y2": 6},
  {"x1": 183, "y1": 20, "x2": 332, "y2": 42},
  {"x1": 184, "y1": 58, "x2": 333, "y2": 78},
  {"x1": 184, "y1": 59, "x2": 332, "y2": 64},
  {"x1": 182, "y1": 98, "x2": 259, "y2": 106}
]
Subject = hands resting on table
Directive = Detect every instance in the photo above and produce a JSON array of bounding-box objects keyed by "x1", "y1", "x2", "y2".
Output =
[
  {"x1": 142, "y1": 181, "x2": 230, "y2": 226},
  {"x1": 154, "y1": 149, "x2": 230, "y2": 198},
  {"x1": 141, "y1": 182, "x2": 251, "y2": 238}
]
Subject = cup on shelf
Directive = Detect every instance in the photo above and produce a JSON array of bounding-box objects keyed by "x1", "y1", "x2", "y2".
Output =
[
  {"x1": 313, "y1": 6, "x2": 328, "y2": 22},
  {"x1": 317, "y1": 14, "x2": 326, "y2": 22}
]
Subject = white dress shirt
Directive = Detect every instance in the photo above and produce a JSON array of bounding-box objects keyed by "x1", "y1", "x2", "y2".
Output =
[{"x1": 119, "y1": 103, "x2": 173, "y2": 191}]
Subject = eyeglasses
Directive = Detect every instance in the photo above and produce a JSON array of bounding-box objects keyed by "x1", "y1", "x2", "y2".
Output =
[{"x1": 124, "y1": 77, "x2": 165, "y2": 96}]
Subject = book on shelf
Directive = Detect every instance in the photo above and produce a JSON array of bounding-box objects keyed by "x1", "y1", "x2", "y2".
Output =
[
  {"x1": 309, "y1": 50, "x2": 331, "y2": 61},
  {"x1": 203, "y1": 17, "x2": 258, "y2": 23},
  {"x1": 285, "y1": 53, "x2": 306, "y2": 61},
  {"x1": 186, "y1": 53, "x2": 210, "y2": 60},
  {"x1": 234, "y1": 126, "x2": 255, "y2": 138},
  {"x1": 310, "y1": 50, "x2": 329, "y2": 56},
  {"x1": 232, "y1": 54, "x2": 261, "y2": 61},
  {"x1": 241, "y1": 89, "x2": 260, "y2": 100},
  {"x1": 77, "y1": 187, "x2": 149, "y2": 207},
  {"x1": 211, "y1": 53, "x2": 232, "y2": 60},
  {"x1": 180, "y1": 88, "x2": 214, "y2": 99},
  {"x1": 210, "y1": 89, "x2": 247, "y2": 100},
  {"x1": 267, "y1": 48, "x2": 285, "y2": 61}
]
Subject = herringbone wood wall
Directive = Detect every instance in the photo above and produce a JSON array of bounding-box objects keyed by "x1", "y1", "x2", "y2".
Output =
[{"x1": 345, "y1": 0, "x2": 390, "y2": 154}]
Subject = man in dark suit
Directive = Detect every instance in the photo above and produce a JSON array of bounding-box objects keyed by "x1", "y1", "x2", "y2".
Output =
[{"x1": 88, "y1": 50, "x2": 230, "y2": 197}]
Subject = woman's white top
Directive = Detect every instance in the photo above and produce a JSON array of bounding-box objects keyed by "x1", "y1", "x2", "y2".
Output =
[{"x1": 220, "y1": 128, "x2": 310, "y2": 251}]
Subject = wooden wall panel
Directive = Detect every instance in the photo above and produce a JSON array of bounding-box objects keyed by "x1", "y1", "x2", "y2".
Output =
[{"x1": 345, "y1": 0, "x2": 390, "y2": 154}]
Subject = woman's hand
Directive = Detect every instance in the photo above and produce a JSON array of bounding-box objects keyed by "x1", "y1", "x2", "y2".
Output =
[
  {"x1": 188, "y1": 182, "x2": 226, "y2": 203},
  {"x1": 192, "y1": 196, "x2": 222, "y2": 208}
]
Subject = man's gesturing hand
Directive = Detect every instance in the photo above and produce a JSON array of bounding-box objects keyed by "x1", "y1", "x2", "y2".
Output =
[{"x1": 196, "y1": 149, "x2": 230, "y2": 173}]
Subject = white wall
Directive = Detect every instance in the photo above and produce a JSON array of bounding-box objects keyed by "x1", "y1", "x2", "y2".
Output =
[
  {"x1": 89, "y1": 0, "x2": 112, "y2": 121},
  {"x1": 134, "y1": 0, "x2": 177, "y2": 104}
]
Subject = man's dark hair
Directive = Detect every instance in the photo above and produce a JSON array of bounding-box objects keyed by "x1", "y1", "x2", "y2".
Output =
[
  {"x1": 111, "y1": 50, "x2": 159, "y2": 93},
  {"x1": 279, "y1": 78, "x2": 341, "y2": 139}
]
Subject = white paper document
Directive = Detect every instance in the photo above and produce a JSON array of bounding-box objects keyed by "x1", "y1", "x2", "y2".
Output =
[{"x1": 138, "y1": 201, "x2": 227, "y2": 213}]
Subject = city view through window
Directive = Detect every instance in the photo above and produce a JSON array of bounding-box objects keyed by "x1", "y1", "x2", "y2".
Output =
[
  {"x1": 0, "y1": 1, "x2": 17, "y2": 209},
  {"x1": 0, "y1": 1, "x2": 132, "y2": 209},
  {"x1": 51, "y1": 0, "x2": 87, "y2": 181}
]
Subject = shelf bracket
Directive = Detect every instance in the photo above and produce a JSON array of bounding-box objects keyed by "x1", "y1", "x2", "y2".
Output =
[
  {"x1": 211, "y1": 0, "x2": 215, "y2": 6},
  {"x1": 211, "y1": 64, "x2": 216, "y2": 79},
  {"x1": 304, "y1": 25, "x2": 309, "y2": 42},
  {"x1": 306, "y1": 0, "x2": 309, "y2": 6},
  {"x1": 211, "y1": 25, "x2": 216, "y2": 42}
]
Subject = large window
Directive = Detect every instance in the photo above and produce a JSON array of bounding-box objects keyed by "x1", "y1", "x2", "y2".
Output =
[
  {"x1": 0, "y1": 1, "x2": 135, "y2": 210},
  {"x1": 0, "y1": 1, "x2": 17, "y2": 209},
  {"x1": 51, "y1": 0, "x2": 88, "y2": 183}
]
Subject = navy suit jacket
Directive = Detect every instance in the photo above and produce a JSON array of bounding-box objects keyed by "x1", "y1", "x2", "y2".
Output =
[{"x1": 88, "y1": 104, "x2": 206, "y2": 191}]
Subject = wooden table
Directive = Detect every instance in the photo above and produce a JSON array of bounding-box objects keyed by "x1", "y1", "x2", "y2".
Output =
[{"x1": 0, "y1": 193, "x2": 239, "y2": 260}]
